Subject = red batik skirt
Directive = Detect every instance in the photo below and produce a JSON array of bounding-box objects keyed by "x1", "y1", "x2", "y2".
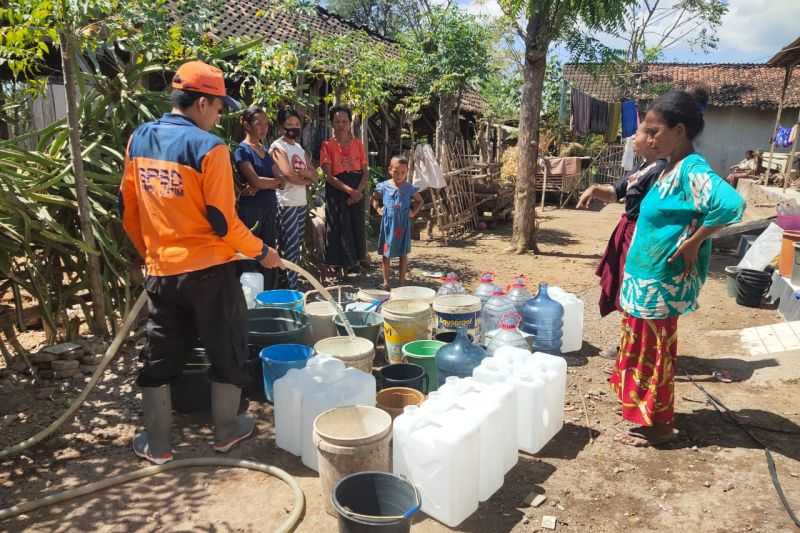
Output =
[
  {"x1": 595, "y1": 214, "x2": 636, "y2": 317},
  {"x1": 609, "y1": 313, "x2": 679, "y2": 426}
]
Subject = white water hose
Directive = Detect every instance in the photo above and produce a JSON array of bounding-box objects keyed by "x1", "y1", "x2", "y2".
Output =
[{"x1": 0, "y1": 289, "x2": 305, "y2": 531}]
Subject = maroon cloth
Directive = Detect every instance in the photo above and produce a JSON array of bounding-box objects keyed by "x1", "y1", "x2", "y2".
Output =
[{"x1": 595, "y1": 214, "x2": 636, "y2": 317}]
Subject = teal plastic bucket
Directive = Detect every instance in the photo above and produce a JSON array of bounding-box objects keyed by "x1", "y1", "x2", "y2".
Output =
[
  {"x1": 259, "y1": 344, "x2": 314, "y2": 402},
  {"x1": 255, "y1": 290, "x2": 305, "y2": 312},
  {"x1": 334, "y1": 311, "x2": 384, "y2": 344}
]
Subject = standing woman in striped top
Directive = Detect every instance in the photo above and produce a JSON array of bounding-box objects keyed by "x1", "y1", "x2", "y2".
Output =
[{"x1": 270, "y1": 109, "x2": 318, "y2": 289}]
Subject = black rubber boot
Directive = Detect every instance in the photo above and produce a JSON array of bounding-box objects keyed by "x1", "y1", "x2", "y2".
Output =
[
  {"x1": 132, "y1": 385, "x2": 174, "y2": 465},
  {"x1": 212, "y1": 382, "x2": 255, "y2": 453}
]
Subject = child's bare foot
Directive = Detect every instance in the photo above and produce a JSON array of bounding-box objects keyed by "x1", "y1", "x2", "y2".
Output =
[{"x1": 381, "y1": 281, "x2": 390, "y2": 290}]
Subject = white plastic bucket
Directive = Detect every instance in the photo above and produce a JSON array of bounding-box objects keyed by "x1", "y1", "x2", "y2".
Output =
[
  {"x1": 390, "y1": 286, "x2": 436, "y2": 305},
  {"x1": 357, "y1": 288, "x2": 390, "y2": 303},
  {"x1": 313, "y1": 406, "x2": 392, "y2": 515},
  {"x1": 314, "y1": 336, "x2": 376, "y2": 374},
  {"x1": 433, "y1": 294, "x2": 481, "y2": 339},
  {"x1": 382, "y1": 300, "x2": 432, "y2": 364},
  {"x1": 306, "y1": 301, "x2": 338, "y2": 344}
]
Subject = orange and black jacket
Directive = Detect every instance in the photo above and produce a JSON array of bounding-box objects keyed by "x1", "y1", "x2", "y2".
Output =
[{"x1": 120, "y1": 113, "x2": 267, "y2": 276}]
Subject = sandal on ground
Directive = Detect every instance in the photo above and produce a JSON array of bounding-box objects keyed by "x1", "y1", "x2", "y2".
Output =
[
  {"x1": 712, "y1": 370, "x2": 735, "y2": 383},
  {"x1": 614, "y1": 427, "x2": 678, "y2": 448}
]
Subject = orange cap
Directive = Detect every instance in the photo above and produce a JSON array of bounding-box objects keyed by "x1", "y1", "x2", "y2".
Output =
[{"x1": 171, "y1": 60, "x2": 239, "y2": 109}]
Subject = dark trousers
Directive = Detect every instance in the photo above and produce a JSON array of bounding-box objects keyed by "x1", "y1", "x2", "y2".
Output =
[
  {"x1": 137, "y1": 262, "x2": 252, "y2": 389},
  {"x1": 237, "y1": 203, "x2": 279, "y2": 290}
]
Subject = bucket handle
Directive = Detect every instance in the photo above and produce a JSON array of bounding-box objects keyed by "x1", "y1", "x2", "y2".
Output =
[
  {"x1": 365, "y1": 297, "x2": 390, "y2": 312},
  {"x1": 304, "y1": 284, "x2": 354, "y2": 306}
]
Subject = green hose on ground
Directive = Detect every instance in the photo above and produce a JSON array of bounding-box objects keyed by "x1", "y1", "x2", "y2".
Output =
[
  {"x1": 0, "y1": 291, "x2": 305, "y2": 531},
  {"x1": 0, "y1": 457, "x2": 305, "y2": 532}
]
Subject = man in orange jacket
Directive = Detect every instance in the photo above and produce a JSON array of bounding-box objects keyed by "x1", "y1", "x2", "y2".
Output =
[{"x1": 120, "y1": 61, "x2": 280, "y2": 464}]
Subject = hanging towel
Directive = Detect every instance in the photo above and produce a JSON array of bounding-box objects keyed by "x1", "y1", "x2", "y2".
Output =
[
  {"x1": 571, "y1": 88, "x2": 591, "y2": 136},
  {"x1": 590, "y1": 98, "x2": 609, "y2": 134},
  {"x1": 606, "y1": 102, "x2": 621, "y2": 142},
  {"x1": 621, "y1": 100, "x2": 638, "y2": 137},
  {"x1": 622, "y1": 136, "x2": 636, "y2": 171}
]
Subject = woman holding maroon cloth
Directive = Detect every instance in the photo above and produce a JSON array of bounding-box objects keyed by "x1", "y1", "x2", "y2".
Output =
[{"x1": 577, "y1": 124, "x2": 665, "y2": 326}]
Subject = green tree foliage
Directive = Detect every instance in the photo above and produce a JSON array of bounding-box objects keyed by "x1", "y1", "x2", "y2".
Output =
[
  {"x1": 324, "y1": 0, "x2": 404, "y2": 38},
  {"x1": 396, "y1": 5, "x2": 492, "y2": 162},
  {"x1": 480, "y1": 69, "x2": 522, "y2": 123},
  {"x1": 309, "y1": 31, "x2": 402, "y2": 118},
  {"x1": 399, "y1": 6, "x2": 491, "y2": 108}
]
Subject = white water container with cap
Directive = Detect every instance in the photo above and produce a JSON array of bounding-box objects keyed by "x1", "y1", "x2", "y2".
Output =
[
  {"x1": 437, "y1": 272, "x2": 466, "y2": 296},
  {"x1": 473, "y1": 346, "x2": 567, "y2": 454},
  {"x1": 506, "y1": 276, "x2": 532, "y2": 314},
  {"x1": 273, "y1": 356, "x2": 376, "y2": 471},
  {"x1": 438, "y1": 376, "x2": 517, "y2": 500},
  {"x1": 548, "y1": 286, "x2": 584, "y2": 353},
  {"x1": 486, "y1": 314, "x2": 530, "y2": 356},
  {"x1": 473, "y1": 272, "x2": 500, "y2": 307},
  {"x1": 392, "y1": 392, "x2": 480, "y2": 527},
  {"x1": 479, "y1": 290, "x2": 515, "y2": 345}
]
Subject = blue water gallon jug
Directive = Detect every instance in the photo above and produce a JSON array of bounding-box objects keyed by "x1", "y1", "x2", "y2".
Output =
[
  {"x1": 520, "y1": 282, "x2": 564, "y2": 355},
  {"x1": 435, "y1": 327, "x2": 487, "y2": 386}
]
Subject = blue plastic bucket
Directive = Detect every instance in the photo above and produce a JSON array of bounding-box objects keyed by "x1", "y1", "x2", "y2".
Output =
[
  {"x1": 255, "y1": 290, "x2": 305, "y2": 312},
  {"x1": 259, "y1": 344, "x2": 314, "y2": 402}
]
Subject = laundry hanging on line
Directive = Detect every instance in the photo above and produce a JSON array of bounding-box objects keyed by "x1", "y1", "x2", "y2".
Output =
[
  {"x1": 571, "y1": 88, "x2": 591, "y2": 136},
  {"x1": 589, "y1": 98, "x2": 609, "y2": 134},
  {"x1": 621, "y1": 100, "x2": 638, "y2": 138}
]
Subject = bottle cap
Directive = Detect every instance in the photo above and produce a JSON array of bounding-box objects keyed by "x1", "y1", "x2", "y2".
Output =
[
  {"x1": 499, "y1": 312, "x2": 521, "y2": 330},
  {"x1": 479, "y1": 272, "x2": 495, "y2": 282}
]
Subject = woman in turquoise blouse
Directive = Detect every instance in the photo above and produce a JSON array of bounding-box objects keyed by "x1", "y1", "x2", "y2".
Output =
[{"x1": 612, "y1": 88, "x2": 745, "y2": 447}]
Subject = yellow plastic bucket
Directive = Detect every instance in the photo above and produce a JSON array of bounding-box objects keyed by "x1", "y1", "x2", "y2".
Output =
[{"x1": 381, "y1": 300, "x2": 431, "y2": 364}]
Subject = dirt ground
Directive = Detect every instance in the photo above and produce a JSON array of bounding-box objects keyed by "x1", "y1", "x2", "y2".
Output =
[{"x1": 2, "y1": 202, "x2": 799, "y2": 533}]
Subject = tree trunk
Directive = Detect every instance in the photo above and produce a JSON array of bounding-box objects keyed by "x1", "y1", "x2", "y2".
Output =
[
  {"x1": 436, "y1": 93, "x2": 458, "y2": 171},
  {"x1": 511, "y1": 28, "x2": 549, "y2": 254},
  {"x1": 60, "y1": 32, "x2": 108, "y2": 337}
]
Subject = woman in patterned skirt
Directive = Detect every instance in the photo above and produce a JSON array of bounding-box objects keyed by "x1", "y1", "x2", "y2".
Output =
[
  {"x1": 270, "y1": 109, "x2": 318, "y2": 289},
  {"x1": 613, "y1": 88, "x2": 745, "y2": 446}
]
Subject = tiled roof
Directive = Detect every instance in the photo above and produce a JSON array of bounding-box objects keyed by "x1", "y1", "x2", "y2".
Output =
[
  {"x1": 564, "y1": 63, "x2": 800, "y2": 109},
  {"x1": 166, "y1": 1, "x2": 484, "y2": 113}
]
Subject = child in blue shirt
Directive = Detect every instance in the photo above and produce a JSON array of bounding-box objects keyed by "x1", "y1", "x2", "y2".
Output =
[{"x1": 371, "y1": 156, "x2": 423, "y2": 289}]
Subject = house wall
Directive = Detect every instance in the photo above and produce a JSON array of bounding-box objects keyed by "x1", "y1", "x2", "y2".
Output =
[{"x1": 695, "y1": 106, "x2": 799, "y2": 175}]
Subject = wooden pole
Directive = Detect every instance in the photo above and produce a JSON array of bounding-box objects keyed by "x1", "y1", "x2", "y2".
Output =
[
  {"x1": 540, "y1": 159, "x2": 548, "y2": 210},
  {"x1": 765, "y1": 66, "x2": 792, "y2": 184},
  {"x1": 784, "y1": 107, "x2": 800, "y2": 191},
  {"x1": 60, "y1": 31, "x2": 108, "y2": 337}
]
